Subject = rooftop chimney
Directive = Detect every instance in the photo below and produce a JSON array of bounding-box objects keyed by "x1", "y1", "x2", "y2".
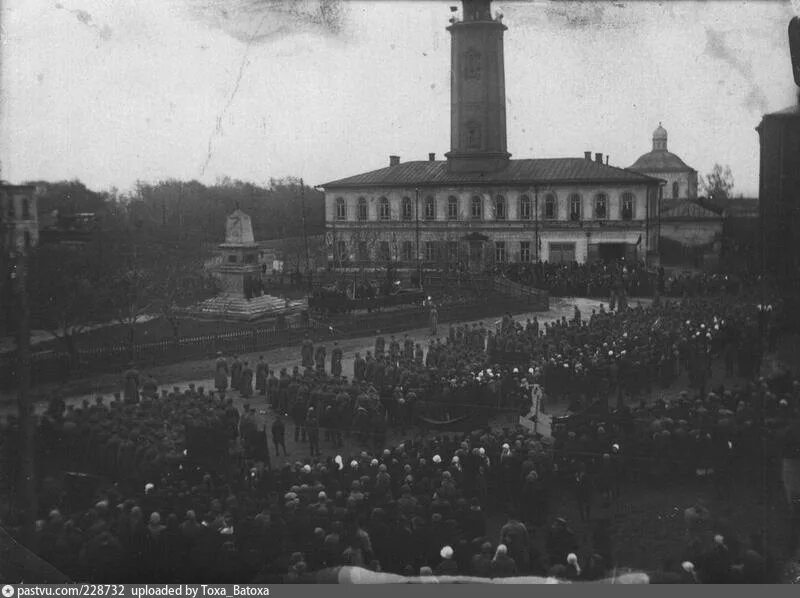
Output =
[
  {"x1": 605, "y1": 155, "x2": 609, "y2": 165},
  {"x1": 428, "y1": 153, "x2": 436, "y2": 162},
  {"x1": 584, "y1": 151, "x2": 592, "y2": 161},
  {"x1": 390, "y1": 155, "x2": 400, "y2": 167},
  {"x1": 595, "y1": 152, "x2": 603, "y2": 164}
]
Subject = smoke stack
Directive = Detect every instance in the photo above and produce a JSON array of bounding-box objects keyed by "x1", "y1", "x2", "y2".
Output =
[
  {"x1": 595, "y1": 152, "x2": 603, "y2": 164},
  {"x1": 390, "y1": 155, "x2": 400, "y2": 167},
  {"x1": 584, "y1": 151, "x2": 592, "y2": 161},
  {"x1": 605, "y1": 155, "x2": 609, "y2": 165},
  {"x1": 429, "y1": 153, "x2": 436, "y2": 162}
]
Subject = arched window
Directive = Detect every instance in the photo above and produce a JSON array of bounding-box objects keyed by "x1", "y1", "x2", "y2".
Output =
[
  {"x1": 424, "y1": 196, "x2": 435, "y2": 220},
  {"x1": 357, "y1": 197, "x2": 368, "y2": 221},
  {"x1": 672, "y1": 181, "x2": 679, "y2": 199},
  {"x1": 519, "y1": 195, "x2": 531, "y2": 220},
  {"x1": 335, "y1": 197, "x2": 346, "y2": 221},
  {"x1": 569, "y1": 194, "x2": 582, "y2": 222},
  {"x1": 401, "y1": 197, "x2": 412, "y2": 221},
  {"x1": 447, "y1": 196, "x2": 459, "y2": 220},
  {"x1": 21, "y1": 199, "x2": 30, "y2": 220},
  {"x1": 379, "y1": 197, "x2": 390, "y2": 221},
  {"x1": 594, "y1": 193, "x2": 607, "y2": 219},
  {"x1": 495, "y1": 195, "x2": 506, "y2": 220},
  {"x1": 544, "y1": 194, "x2": 557, "y2": 220},
  {"x1": 621, "y1": 192, "x2": 635, "y2": 220},
  {"x1": 470, "y1": 195, "x2": 483, "y2": 220}
]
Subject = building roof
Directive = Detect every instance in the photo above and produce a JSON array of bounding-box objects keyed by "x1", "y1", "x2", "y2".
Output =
[
  {"x1": 320, "y1": 158, "x2": 662, "y2": 189},
  {"x1": 660, "y1": 200, "x2": 722, "y2": 220},
  {"x1": 629, "y1": 150, "x2": 694, "y2": 173}
]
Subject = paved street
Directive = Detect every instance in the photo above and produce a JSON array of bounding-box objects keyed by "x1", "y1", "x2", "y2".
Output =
[{"x1": 1, "y1": 297, "x2": 645, "y2": 464}]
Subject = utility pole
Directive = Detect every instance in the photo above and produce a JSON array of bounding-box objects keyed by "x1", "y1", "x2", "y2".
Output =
[
  {"x1": 534, "y1": 186, "x2": 540, "y2": 262},
  {"x1": 415, "y1": 188, "x2": 421, "y2": 289},
  {"x1": 300, "y1": 179, "x2": 310, "y2": 278}
]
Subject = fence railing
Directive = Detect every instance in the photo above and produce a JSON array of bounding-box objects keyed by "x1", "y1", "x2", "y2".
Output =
[
  {"x1": 0, "y1": 274, "x2": 550, "y2": 391},
  {"x1": 0, "y1": 318, "x2": 323, "y2": 391}
]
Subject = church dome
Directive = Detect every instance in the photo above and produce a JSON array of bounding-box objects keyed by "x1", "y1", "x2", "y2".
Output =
[
  {"x1": 629, "y1": 122, "x2": 693, "y2": 173},
  {"x1": 653, "y1": 123, "x2": 667, "y2": 143}
]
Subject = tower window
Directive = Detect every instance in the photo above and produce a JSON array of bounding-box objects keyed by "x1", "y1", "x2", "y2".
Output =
[
  {"x1": 358, "y1": 197, "x2": 368, "y2": 221},
  {"x1": 672, "y1": 181, "x2": 679, "y2": 199},
  {"x1": 466, "y1": 122, "x2": 481, "y2": 149},
  {"x1": 519, "y1": 195, "x2": 532, "y2": 220},
  {"x1": 495, "y1": 195, "x2": 506, "y2": 220},
  {"x1": 379, "y1": 197, "x2": 390, "y2": 221},
  {"x1": 447, "y1": 196, "x2": 459, "y2": 220},
  {"x1": 471, "y1": 196, "x2": 483, "y2": 220},
  {"x1": 594, "y1": 194, "x2": 607, "y2": 219},
  {"x1": 464, "y1": 49, "x2": 481, "y2": 80},
  {"x1": 621, "y1": 192, "x2": 635, "y2": 220},
  {"x1": 544, "y1": 194, "x2": 557, "y2": 219},
  {"x1": 335, "y1": 197, "x2": 346, "y2": 221},
  {"x1": 569, "y1": 194, "x2": 582, "y2": 222},
  {"x1": 401, "y1": 197, "x2": 412, "y2": 221},
  {"x1": 424, "y1": 196, "x2": 435, "y2": 220}
]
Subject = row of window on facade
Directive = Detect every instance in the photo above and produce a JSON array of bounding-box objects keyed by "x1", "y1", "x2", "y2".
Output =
[
  {"x1": 334, "y1": 193, "x2": 637, "y2": 223},
  {"x1": 334, "y1": 239, "x2": 567, "y2": 264},
  {"x1": 1, "y1": 196, "x2": 32, "y2": 220}
]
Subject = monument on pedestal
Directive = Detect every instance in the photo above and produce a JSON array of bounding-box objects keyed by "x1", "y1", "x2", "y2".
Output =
[{"x1": 193, "y1": 208, "x2": 301, "y2": 320}]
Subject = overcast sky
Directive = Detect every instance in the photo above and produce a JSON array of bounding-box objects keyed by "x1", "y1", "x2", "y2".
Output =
[{"x1": 2, "y1": 0, "x2": 798, "y2": 196}]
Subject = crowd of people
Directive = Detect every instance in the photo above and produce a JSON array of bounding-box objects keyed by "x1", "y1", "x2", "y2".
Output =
[
  {"x1": 501, "y1": 260, "x2": 752, "y2": 300},
  {"x1": 1, "y1": 271, "x2": 797, "y2": 583}
]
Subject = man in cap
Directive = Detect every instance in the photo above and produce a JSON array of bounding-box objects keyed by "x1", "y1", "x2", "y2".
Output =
[
  {"x1": 353, "y1": 351, "x2": 366, "y2": 381},
  {"x1": 256, "y1": 355, "x2": 268, "y2": 397},
  {"x1": 331, "y1": 342, "x2": 343, "y2": 378},
  {"x1": 271, "y1": 415, "x2": 287, "y2": 456},
  {"x1": 230, "y1": 354, "x2": 243, "y2": 391},
  {"x1": 123, "y1": 363, "x2": 140, "y2": 404},
  {"x1": 214, "y1": 352, "x2": 229, "y2": 392}
]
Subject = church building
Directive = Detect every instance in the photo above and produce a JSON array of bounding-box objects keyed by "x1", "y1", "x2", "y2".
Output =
[{"x1": 320, "y1": 0, "x2": 663, "y2": 269}]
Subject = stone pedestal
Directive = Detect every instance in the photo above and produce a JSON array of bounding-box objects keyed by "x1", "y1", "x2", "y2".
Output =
[{"x1": 190, "y1": 208, "x2": 302, "y2": 321}]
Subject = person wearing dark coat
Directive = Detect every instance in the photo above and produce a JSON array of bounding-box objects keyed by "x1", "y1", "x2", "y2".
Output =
[
  {"x1": 231, "y1": 355, "x2": 243, "y2": 391},
  {"x1": 256, "y1": 356, "x2": 268, "y2": 396},
  {"x1": 331, "y1": 342, "x2": 343, "y2": 377},
  {"x1": 214, "y1": 354, "x2": 229, "y2": 392},
  {"x1": 470, "y1": 541, "x2": 494, "y2": 577},
  {"x1": 240, "y1": 362, "x2": 254, "y2": 398},
  {"x1": 490, "y1": 544, "x2": 517, "y2": 578},
  {"x1": 353, "y1": 352, "x2": 366, "y2": 381},
  {"x1": 271, "y1": 416, "x2": 287, "y2": 457},
  {"x1": 123, "y1": 365, "x2": 140, "y2": 404}
]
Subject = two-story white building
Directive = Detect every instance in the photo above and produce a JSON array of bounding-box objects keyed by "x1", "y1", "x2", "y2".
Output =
[
  {"x1": 320, "y1": 0, "x2": 663, "y2": 270},
  {"x1": 322, "y1": 153, "x2": 661, "y2": 269}
]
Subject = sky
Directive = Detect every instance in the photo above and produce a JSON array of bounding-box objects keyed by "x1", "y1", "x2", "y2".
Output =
[{"x1": 1, "y1": 0, "x2": 799, "y2": 197}]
